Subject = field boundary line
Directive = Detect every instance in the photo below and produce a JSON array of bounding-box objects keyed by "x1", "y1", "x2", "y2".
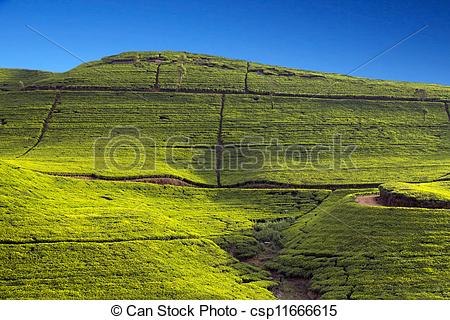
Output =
[
  {"x1": 154, "y1": 63, "x2": 161, "y2": 89},
  {"x1": 17, "y1": 93, "x2": 61, "y2": 158},
  {"x1": 244, "y1": 62, "x2": 250, "y2": 93},
  {"x1": 23, "y1": 85, "x2": 449, "y2": 103},
  {"x1": 215, "y1": 94, "x2": 226, "y2": 186},
  {"x1": 41, "y1": 171, "x2": 212, "y2": 187},
  {"x1": 35, "y1": 170, "x2": 385, "y2": 190},
  {"x1": 0, "y1": 235, "x2": 200, "y2": 245},
  {"x1": 444, "y1": 102, "x2": 450, "y2": 122}
]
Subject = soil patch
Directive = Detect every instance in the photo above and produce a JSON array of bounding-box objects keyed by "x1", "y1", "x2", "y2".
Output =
[
  {"x1": 355, "y1": 194, "x2": 384, "y2": 206},
  {"x1": 356, "y1": 193, "x2": 450, "y2": 209},
  {"x1": 245, "y1": 249, "x2": 320, "y2": 300}
]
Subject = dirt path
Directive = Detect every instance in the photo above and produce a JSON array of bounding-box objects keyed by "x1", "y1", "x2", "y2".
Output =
[
  {"x1": 215, "y1": 94, "x2": 226, "y2": 186},
  {"x1": 154, "y1": 63, "x2": 161, "y2": 89},
  {"x1": 355, "y1": 193, "x2": 450, "y2": 209},
  {"x1": 355, "y1": 194, "x2": 384, "y2": 206},
  {"x1": 17, "y1": 93, "x2": 61, "y2": 158},
  {"x1": 228, "y1": 180, "x2": 380, "y2": 190},
  {"x1": 445, "y1": 102, "x2": 450, "y2": 122},
  {"x1": 244, "y1": 62, "x2": 250, "y2": 93},
  {"x1": 272, "y1": 278, "x2": 320, "y2": 300}
]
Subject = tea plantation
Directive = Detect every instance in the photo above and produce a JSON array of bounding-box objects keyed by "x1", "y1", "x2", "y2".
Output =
[{"x1": 0, "y1": 51, "x2": 449, "y2": 299}]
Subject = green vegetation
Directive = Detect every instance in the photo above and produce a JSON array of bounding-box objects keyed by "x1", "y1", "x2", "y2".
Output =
[
  {"x1": 31, "y1": 52, "x2": 248, "y2": 92},
  {"x1": 157, "y1": 53, "x2": 247, "y2": 92},
  {"x1": 2, "y1": 91, "x2": 448, "y2": 186},
  {"x1": 0, "y1": 163, "x2": 328, "y2": 299},
  {"x1": 272, "y1": 190, "x2": 450, "y2": 299},
  {"x1": 379, "y1": 181, "x2": 450, "y2": 209},
  {"x1": 0, "y1": 91, "x2": 56, "y2": 157},
  {"x1": 247, "y1": 62, "x2": 450, "y2": 99},
  {"x1": 1, "y1": 51, "x2": 450, "y2": 299},
  {"x1": 1, "y1": 240, "x2": 273, "y2": 299},
  {"x1": 4, "y1": 91, "x2": 222, "y2": 184},
  {"x1": 221, "y1": 95, "x2": 450, "y2": 185},
  {"x1": 381, "y1": 181, "x2": 450, "y2": 202},
  {"x1": 0, "y1": 68, "x2": 52, "y2": 91},
  {"x1": 31, "y1": 52, "x2": 158, "y2": 89},
  {"x1": 20, "y1": 51, "x2": 449, "y2": 100}
]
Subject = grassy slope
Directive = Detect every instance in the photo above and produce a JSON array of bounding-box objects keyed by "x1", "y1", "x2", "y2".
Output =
[
  {"x1": 272, "y1": 190, "x2": 450, "y2": 299},
  {"x1": 247, "y1": 61, "x2": 450, "y2": 99},
  {"x1": 0, "y1": 91, "x2": 56, "y2": 157},
  {"x1": 1, "y1": 51, "x2": 449, "y2": 185},
  {"x1": 1, "y1": 91, "x2": 449, "y2": 185},
  {"x1": 0, "y1": 68, "x2": 53, "y2": 91},
  {"x1": 1, "y1": 51, "x2": 450, "y2": 299},
  {"x1": 26, "y1": 51, "x2": 450, "y2": 99},
  {"x1": 1, "y1": 240, "x2": 272, "y2": 299},
  {"x1": 0, "y1": 162, "x2": 328, "y2": 299},
  {"x1": 5, "y1": 91, "x2": 221, "y2": 184},
  {"x1": 380, "y1": 181, "x2": 450, "y2": 202},
  {"x1": 221, "y1": 95, "x2": 450, "y2": 184}
]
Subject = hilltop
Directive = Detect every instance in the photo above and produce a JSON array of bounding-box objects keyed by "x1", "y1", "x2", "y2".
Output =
[{"x1": 2, "y1": 51, "x2": 450, "y2": 99}]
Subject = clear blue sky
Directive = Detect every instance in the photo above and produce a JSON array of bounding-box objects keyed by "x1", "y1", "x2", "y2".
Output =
[{"x1": 1, "y1": 0, "x2": 449, "y2": 85}]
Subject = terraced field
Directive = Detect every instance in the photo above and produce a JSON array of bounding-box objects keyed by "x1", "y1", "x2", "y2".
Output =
[
  {"x1": 273, "y1": 190, "x2": 450, "y2": 299},
  {"x1": 379, "y1": 181, "x2": 450, "y2": 208},
  {"x1": 22, "y1": 51, "x2": 450, "y2": 100},
  {"x1": 0, "y1": 69, "x2": 53, "y2": 91},
  {"x1": 221, "y1": 95, "x2": 450, "y2": 185},
  {"x1": 0, "y1": 91, "x2": 56, "y2": 157},
  {"x1": 2, "y1": 91, "x2": 449, "y2": 186},
  {"x1": 0, "y1": 51, "x2": 449, "y2": 299},
  {"x1": 0, "y1": 163, "x2": 328, "y2": 299},
  {"x1": 6, "y1": 91, "x2": 221, "y2": 184}
]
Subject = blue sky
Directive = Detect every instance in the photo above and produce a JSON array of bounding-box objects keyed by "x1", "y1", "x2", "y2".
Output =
[{"x1": 1, "y1": 0, "x2": 449, "y2": 85}]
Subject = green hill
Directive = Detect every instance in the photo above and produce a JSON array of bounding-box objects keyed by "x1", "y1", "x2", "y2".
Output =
[
  {"x1": 20, "y1": 51, "x2": 450, "y2": 99},
  {"x1": 0, "y1": 51, "x2": 449, "y2": 299},
  {"x1": 273, "y1": 189, "x2": 450, "y2": 299},
  {"x1": 0, "y1": 68, "x2": 53, "y2": 91},
  {"x1": 0, "y1": 162, "x2": 328, "y2": 299}
]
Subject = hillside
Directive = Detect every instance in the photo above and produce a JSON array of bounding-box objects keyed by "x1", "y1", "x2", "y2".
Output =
[
  {"x1": 0, "y1": 163, "x2": 331, "y2": 299},
  {"x1": 0, "y1": 68, "x2": 53, "y2": 91},
  {"x1": 7, "y1": 51, "x2": 450, "y2": 99},
  {"x1": 0, "y1": 51, "x2": 449, "y2": 299}
]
